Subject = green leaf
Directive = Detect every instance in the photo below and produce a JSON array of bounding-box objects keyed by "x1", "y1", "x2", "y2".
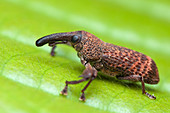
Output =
[{"x1": 0, "y1": 0, "x2": 170, "y2": 113}]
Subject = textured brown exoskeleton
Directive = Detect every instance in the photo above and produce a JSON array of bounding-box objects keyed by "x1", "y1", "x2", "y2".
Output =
[{"x1": 36, "y1": 31, "x2": 159, "y2": 101}]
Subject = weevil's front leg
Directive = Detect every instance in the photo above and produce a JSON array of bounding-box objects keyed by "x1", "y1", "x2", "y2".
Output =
[
  {"x1": 141, "y1": 76, "x2": 156, "y2": 99},
  {"x1": 60, "y1": 62, "x2": 97, "y2": 101},
  {"x1": 48, "y1": 41, "x2": 67, "y2": 56},
  {"x1": 50, "y1": 46, "x2": 56, "y2": 56},
  {"x1": 48, "y1": 42, "x2": 57, "y2": 56}
]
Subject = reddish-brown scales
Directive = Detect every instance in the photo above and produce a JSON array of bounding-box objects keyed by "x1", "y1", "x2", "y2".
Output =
[
  {"x1": 100, "y1": 42, "x2": 159, "y2": 84},
  {"x1": 36, "y1": 30, "x2": 159, "y2": 101}
]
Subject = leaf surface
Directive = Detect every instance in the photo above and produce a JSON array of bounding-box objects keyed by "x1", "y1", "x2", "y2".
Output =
[{"x1": 0, "y1": 0, "x2": 170, "y2": 113}]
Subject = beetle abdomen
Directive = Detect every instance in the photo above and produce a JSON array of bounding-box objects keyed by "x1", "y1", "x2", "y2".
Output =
[{"x1": 101, "y1": 43, "x2": 159, "y2": 84}]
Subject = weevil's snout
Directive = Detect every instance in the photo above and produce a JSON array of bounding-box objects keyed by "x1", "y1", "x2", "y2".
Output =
[
  {"x1": 36, "y1": 38, "x2": 47, "y2": 47},
  {"x1": 35, "y1": 31, "x2": 82, "y2": 47},
  {"x1": 36, "y1": 33, "x2": 70, "y2": 47}
]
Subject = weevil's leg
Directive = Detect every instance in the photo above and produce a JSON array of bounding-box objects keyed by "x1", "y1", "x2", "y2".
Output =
[
  {"x1": 48, "y1": 42, "x2": 57, "y2": 56},
  {"x1": 141, "y1": 76, "x2": 156, "y2": 99},
  {"x1": 49, "y1": 41, "x2": 67, "y2": 56},
  {"x1": 60, "y1": 63, "x2": 97, "y2": 99},
  {"x1": 117, "y1": 75, "x2": 156, "y2": 99},
  {"x1": 79, "y1": 68, "x2": 97, "y2": 101},
  {"x1": 60, "y1": 78, "x2": 88, "y2": 95},
  {"x1": 50, "y1": 46, "x2": 56, "y2": 56},
  {"x1": 116, "y1": 75, "x2": 141, "y2": 82}
]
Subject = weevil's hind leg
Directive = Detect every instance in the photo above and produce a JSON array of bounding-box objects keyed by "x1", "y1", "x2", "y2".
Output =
[
  {"x1": 117, "y1": 75, "x2": 156, "y2": 99},
  {"x1": 141, "y1": 77, "x2": 156, "y2": 99},
  {"x1": 60, "y1": 63, "x2": 97, "y2": 101},
  {"x1": 50, "y1": 46, "x2": 56, "y2": 56}
]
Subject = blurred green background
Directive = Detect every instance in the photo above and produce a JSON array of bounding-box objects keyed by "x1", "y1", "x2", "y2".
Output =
[{"x1": 0, "y1": 0, "x2": 170, "y2": 113}]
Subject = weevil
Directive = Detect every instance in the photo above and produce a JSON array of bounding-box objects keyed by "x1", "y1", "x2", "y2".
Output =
[{"x1": 36, "y1": 31, "x2": 159, "y2": 101}]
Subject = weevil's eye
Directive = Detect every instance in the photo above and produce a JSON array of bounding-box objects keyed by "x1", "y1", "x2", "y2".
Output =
[{"x1": 71, "y1": 35, "x2": 79, "y2": 43}]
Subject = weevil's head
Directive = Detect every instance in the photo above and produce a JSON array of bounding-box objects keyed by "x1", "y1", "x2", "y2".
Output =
[{"x1": 35, "y1": 31, "x2": 87, "y2": 52}]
